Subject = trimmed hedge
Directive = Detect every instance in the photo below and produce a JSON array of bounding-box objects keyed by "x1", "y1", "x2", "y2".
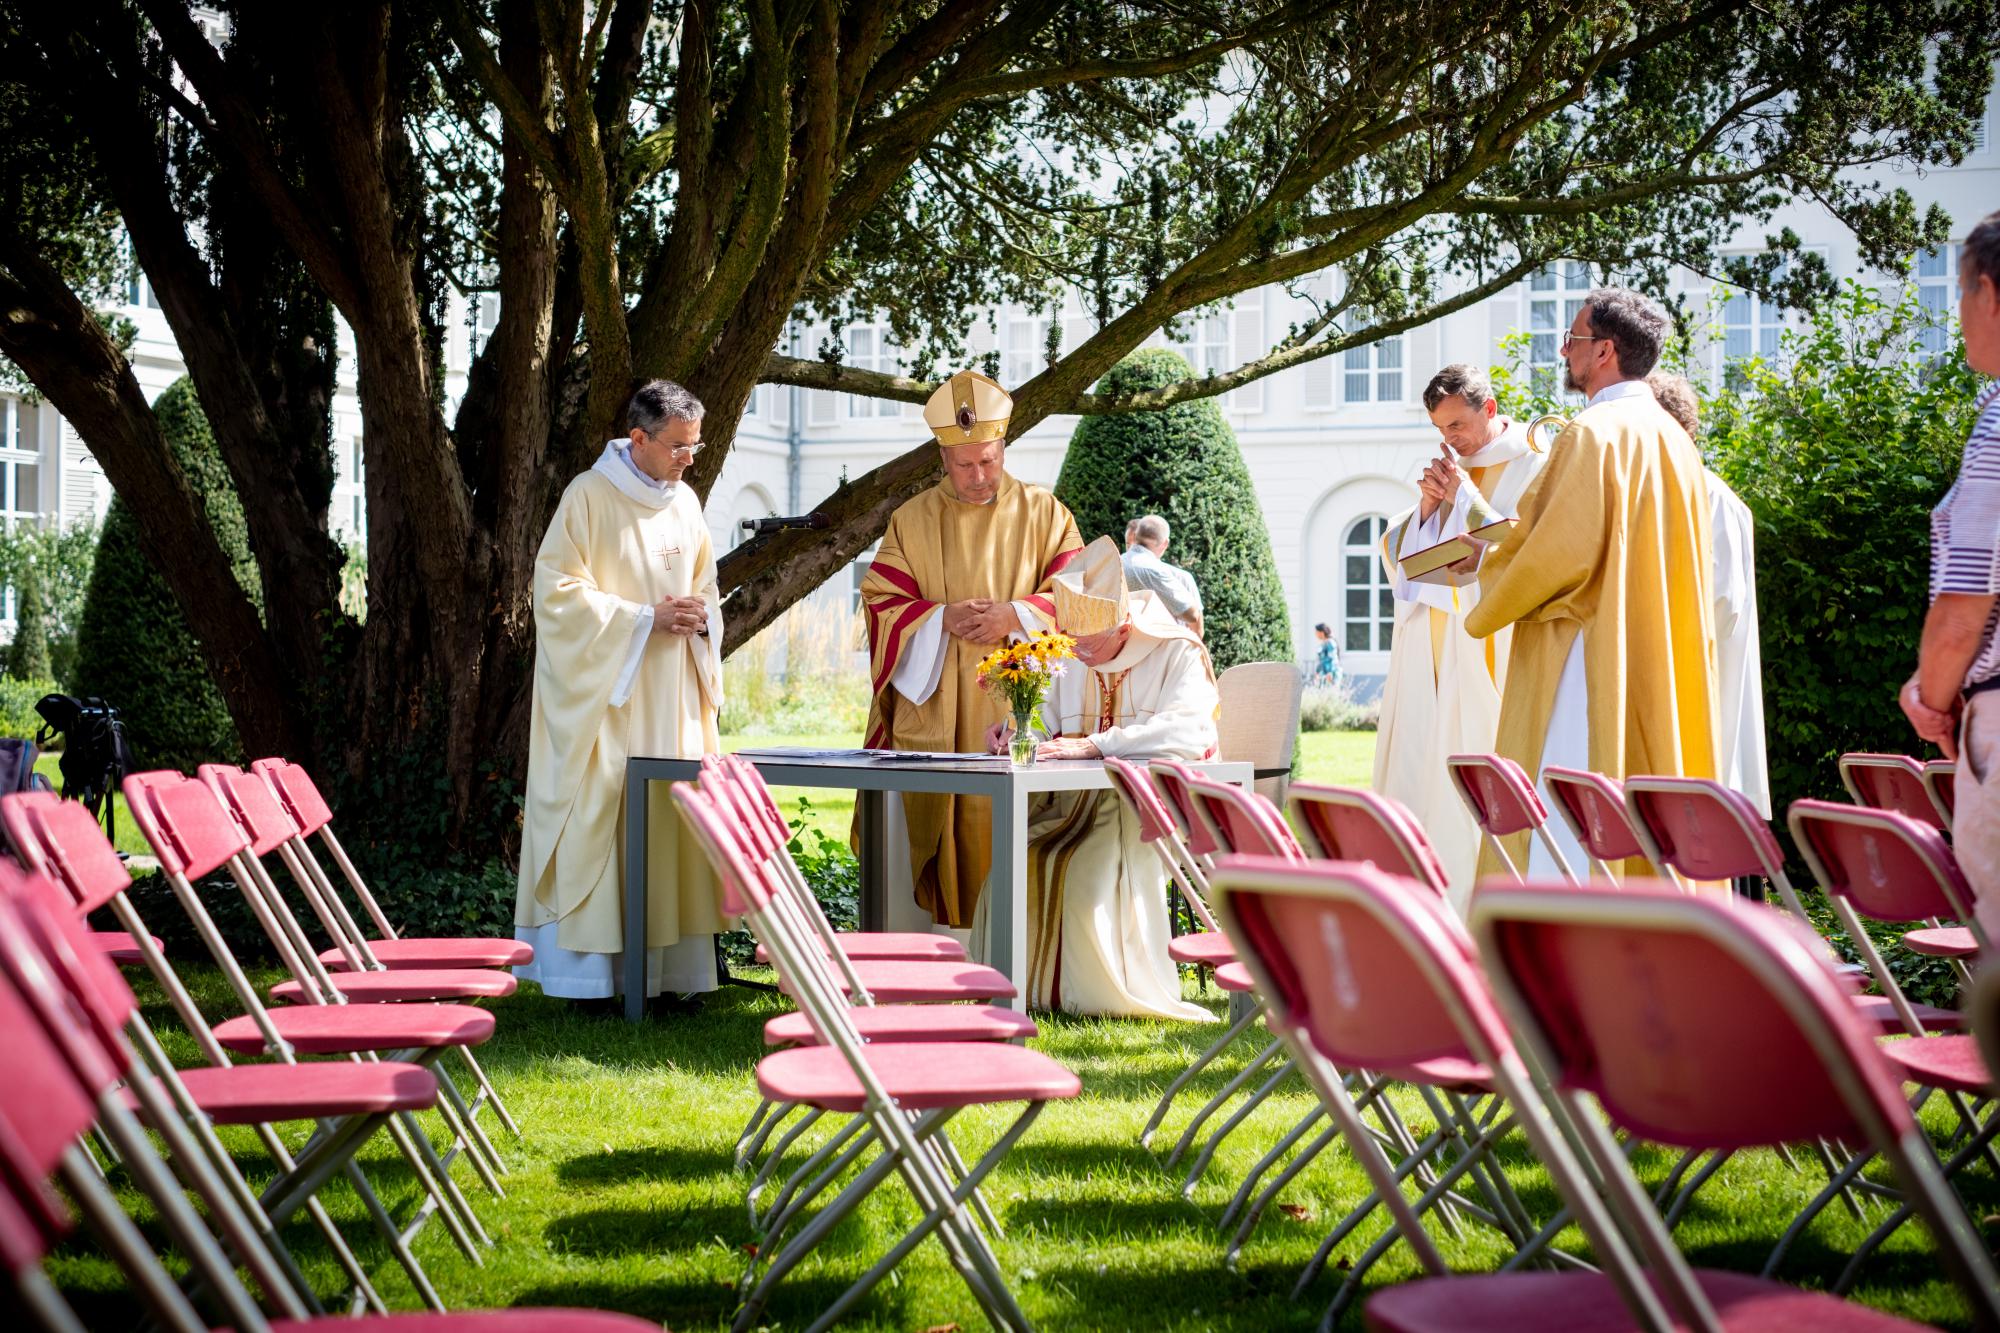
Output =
[
  {"x1": 7, "y1": 565, "x2": 51, "y2": 681},
  {"x1": 0, "y1": 677, "x2": 57, "y2": 740},
  {"x1": 72, "y1": 377, "x2": 259, "y2": 772},
  {"x1": 1053, "y1": 347, "x2": 1292, "y2": 670}
]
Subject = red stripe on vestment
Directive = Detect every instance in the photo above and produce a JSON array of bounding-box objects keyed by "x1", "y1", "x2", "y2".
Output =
[
  {"x1": 872, "y1": 600, "x2": 935, "y2": 693},
  {"x1": 870, "y1": 560, "x2": 921, "y2": 599},
  {"x1": 1021, "y1": 595, "x2": 1054, "y2": 621},
  {"x1": 864, "y1": 593, "x2": 913, "y2": 634},
  {"x1": 1044, "y1": 546, "x2": 1081, "y2": 578}
]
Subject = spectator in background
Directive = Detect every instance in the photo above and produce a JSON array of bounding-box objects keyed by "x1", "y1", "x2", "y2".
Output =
[
  {"x1": 1312, "y1": 622, "x2": 1341, "y2": 685},
  {"x1": 1902, "y1": 208, "x2": 2000, "y2": 951},
  {"x1": 1122, "y1": 514, "x2": 1204, "y2": 637}
]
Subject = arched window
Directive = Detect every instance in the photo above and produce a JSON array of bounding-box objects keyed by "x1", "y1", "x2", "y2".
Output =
[{"x1": 1342, "y1": 515, "x2": 1394, "y2": 653}]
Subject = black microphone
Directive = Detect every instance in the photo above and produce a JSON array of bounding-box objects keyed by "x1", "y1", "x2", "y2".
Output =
[{"x1": 739, "y1": 512, "x2": 832, "y2": 534}]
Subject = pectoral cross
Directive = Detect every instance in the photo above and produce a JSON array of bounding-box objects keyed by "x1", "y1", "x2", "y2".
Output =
[{"x1": 655, "y1": 543, "x2": 683, "y2": 572}]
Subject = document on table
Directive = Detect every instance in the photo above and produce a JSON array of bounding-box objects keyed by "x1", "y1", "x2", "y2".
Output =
[{"x1": 730, "y1": 746, "x2": 1009, "y2": 764}]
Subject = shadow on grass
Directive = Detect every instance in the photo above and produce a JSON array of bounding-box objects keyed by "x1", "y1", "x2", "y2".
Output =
[
  {"x1": 545, "y1": 1202, "x2": 753, "y2": 1257},
  {"x1": 557, "y1": 1143, "x2": 736, "y2": 1187},
  {"x1": 510, "y1": 1270, "x2": 896, "y2": 1331}
]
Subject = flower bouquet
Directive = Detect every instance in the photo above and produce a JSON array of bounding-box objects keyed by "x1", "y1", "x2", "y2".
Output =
[{"x1": 975, "y1": 630, "x2": 1076, "y2": 768}]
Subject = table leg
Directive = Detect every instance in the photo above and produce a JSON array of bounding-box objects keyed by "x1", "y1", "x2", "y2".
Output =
[
  {"x1": 858, "y1": 789, "x2": 888, "y2": 933},
  {"x1": 987, "y1": 784, "x2": 1030, "y2": 1013},
  {"x1": 624, "y1": 772, "x2": 647, "y2": 1022}
]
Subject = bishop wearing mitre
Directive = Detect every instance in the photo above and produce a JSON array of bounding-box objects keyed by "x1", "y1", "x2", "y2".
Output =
[
  {"x1": 977, "y1": 536, "x2": 1218, "y2": 1020},
  {"x1": 1464, "y1": 289, "x2": 1719, "y2": 879},
  {"x1": 515, "y1": 380, "x2": 727, "y2": 1007},
  {"x1": 858, "y1": 369, "x2": 1083, "y2": 928},
  {"x1": 1374, "y1": 364, "x2": 1549, "y2": 908}
]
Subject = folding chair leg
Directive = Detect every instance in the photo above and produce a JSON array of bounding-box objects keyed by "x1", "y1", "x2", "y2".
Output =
[
  {"x1": 931, "y1": 1127, "x2": 1005, "y2": 1239},
  {"x1": 1180, "y1": 1057, "x2": 1296, "y2": 1195},
  {"x1": 384, "y1": 1112, "x2": 486, "y2": 1262},
  {"x1": 735, "y1": 1098, "x2": 781, "y2": 1169},
  {"x1": 1230, "y1": 1120, "x2": 1339, "y2": 1263},
  {"x1": 434, "y1": 1063, "x2": 510, "y2": 1185},
  {"x1": 245, "y1": 1119, "x2": 388, "y2": 1314},
  {"x1": 342, "y1": 1158, "x2": 447, "y2": 1312},
  {"x1": 756, "y1": 1115, "x2": 871, "y2": 1241},
  {"x1": 746, "y1": 1106, "x2": 827, "y2": 1221},
  {"x1": 452, "y1": 1044, "x2": 523, "y2": 1142},
  {"x1": 1140, "y1": 1001, "x2": 1262, "y2": 1148},
  {"x1": 1166, "y1": 1036, "x2": 1284, "y2": 1168},
  {"x1": 1221, "y1": 1105, "x2": 1325, "y2": 1232},
  {"x1": 1832, "y1": 1108, "x2": 2000, "y2": 1295},
  {"x1": 1661, "y1": 1150, "x2": 1730, "y2": 1229}
]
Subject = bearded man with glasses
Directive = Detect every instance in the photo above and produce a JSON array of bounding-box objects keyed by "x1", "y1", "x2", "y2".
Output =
[
  {"x1": 1461, "y1": 287, "x2": 1722, "y2": 882},
  {"x1": 514, "y1": 378, "x2": 727, "y2": 1014}
]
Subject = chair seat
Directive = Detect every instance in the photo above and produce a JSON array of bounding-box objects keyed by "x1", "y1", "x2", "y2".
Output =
[
  {"x1": 270, "y1": 968, "x2": 517, "y2": 1005},
  {"x1": 1901, "y1": 925, "x2": 1978, "y2": 958},
  {"x1": 756, "y1": 1042, "x2": 1081, "y2": 1112},
  {"x1": 1879, "y1": 1035, "x2": 1996, "y2": 1096},
  {"x1": 270, "y1": 1310, "x2": 664, "y2": 1333},
  {"x1": 321, "y1": 937, "x2": 534, "y2": 971},
  {"x1": 1851, "y1": 994, "x2": 1965, "y2": 1033},
  {"x1": 88, "y1": 929, "x2": 163, "y2": 965},
  {"x1": 1214, "y1": 962, "x2": 1256, "y2": 993},
  {"x1": 124, "y1": 1062, "x2": 438, "y2": 1125},
  {"x1": 1380, "y1": 1055, "x2": 1494, "y2": 1093},
  {"x1": 213, "y1": 1004, "x2": 494, "y2": 1056},
  {"x1": 765, "y1": 1004, "x2": 1038, "y2": 1047},
  {"x1": 1365, "y1": 1268, "x2": 1926, "y2": 1332},
  {"x1": 825, "y1": 958, "x2": 1016, "y2": 1004},
  {"x1": 754, "y1": 931, "x2": 968, "y2": 963},
  {"x1": 1168, "y1": 931, "x2": 1236, "y2": 967}
]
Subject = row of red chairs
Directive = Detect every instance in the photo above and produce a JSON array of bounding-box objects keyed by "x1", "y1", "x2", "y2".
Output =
[
  {"x1": 1091, "y1": 755, "x2": 1999, "y2": 1328},
  {"x1": 0, "y1": 760, "x2": 620, "y2": 1329}
]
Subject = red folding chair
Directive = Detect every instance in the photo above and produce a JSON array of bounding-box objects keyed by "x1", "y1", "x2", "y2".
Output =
[
  {"x1": 1839, "y1": 752, "x2": 1948, "y2": 832},
  {"x1": 0, "y1": 791, "x2": 446, "y2": 1312},
  {"x1": 1208, "y1": 856, "x2": 1583, "y2": 1327},
  {"x1": 248, "y1": 758, "x2": 535, "y2": 971},
  {"x1": 201, "y1": 762, "x2": 524, "y2": 1158},
  {"x1": 1444, "y1": 753, "x2": 1578, "y2": 885},
  {"x1": 1774, "y1": 800, "x2": 1998, "y2": 1282},
  {"x1": 1923, "y1": 759, "x2": 1958, "y2": 832},
  {"x1": 1101, "y1": 756, "x2": 1226, "y2": 958},
  {"x1": 1147, "y1": 758, "x2": 1223, "y2": 871},
  {"x1": 0, "y1": 921, "x2": 663, "y2": 1333},
  {"x1": 674, "y1": 780, "x2": 1077, "y2": 1333},
  {"x1": 116, "y1": 772, "x2": 505, "y2": 1277},
  {"x1": 1374, "y1": 882, "x2": 2000, "y2": 1333},
  {"x1": 1287, "y1": 783, "x2": 1452, "y2": 896},
  {"x1": 1538, "y1": 765, "x2": 1648, "y2": 882}
]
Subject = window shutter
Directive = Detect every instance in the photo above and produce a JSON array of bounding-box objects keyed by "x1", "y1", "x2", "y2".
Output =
[
  {"x1": 1406, "y1": 325, "x2": 1439, "y2": 406},
  {"x1": 1228, "y1": 290, "x2": 1265, "y2": 413},
  {"x1": 807, "y1": 388, "x2": 836, "y2": 426},
  {"x1": 1301, "y1": 351, "x2": 1335, "y2": 410}
]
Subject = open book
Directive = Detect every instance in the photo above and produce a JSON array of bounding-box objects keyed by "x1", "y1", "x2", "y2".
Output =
[{"x1": 1399, "y1": 516, "x2": 1516, "y2": 587}]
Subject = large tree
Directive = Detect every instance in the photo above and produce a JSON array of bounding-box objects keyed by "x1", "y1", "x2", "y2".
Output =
[{"x1": 0, "y1": 0, "x2": 1991, "y2": 853}]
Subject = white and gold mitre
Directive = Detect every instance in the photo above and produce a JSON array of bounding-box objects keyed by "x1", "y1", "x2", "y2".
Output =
[
  {"x1": 923, "y1": 369, "x2": 1012, "y2": 446},
  {"x1": 1052, "y1": 536, "x2": 1130, "y2": 637}
]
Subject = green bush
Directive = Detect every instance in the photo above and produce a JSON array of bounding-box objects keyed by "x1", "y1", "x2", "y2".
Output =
[
  {"x1": 1701, "y1": 283, "x2": 1979, "y2": 811},
  {"x1": 721, "y1": 796, "x2": 858, "y2": 966},
  {"x1": 0, "y1": 676, "x2": 57, "y2": 740},
  {"x1": 7, "y1": 565, "x2": 51, "y2": 681},
  {"x1": 0, "y1": 518, "x2": 100, "y2": 690},
  {"x1": 72, "y1": 377, "x2": 259, "y2": 772},
  {"x1": 1299, "y1": 680, "x2": 1380, "y2": 732},
  {"x1": 1054, "y1": 347, "x2": 1292, "y2": 671}
]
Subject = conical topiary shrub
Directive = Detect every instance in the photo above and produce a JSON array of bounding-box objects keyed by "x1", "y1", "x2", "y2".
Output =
[
  {"x1": 7, "y1": 564, "x2": 52, "y2": 682},
  {"x1": 71, "y1": 377, "x2": 259, "y2": 771},
  {"x1": 1053, "y1": 347, "x2": 1292, "y2": 671}
]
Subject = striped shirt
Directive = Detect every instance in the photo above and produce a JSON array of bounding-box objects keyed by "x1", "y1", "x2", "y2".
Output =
[{"x1": 1930, "y1": 381, "x2": 2000, "y2": 688}]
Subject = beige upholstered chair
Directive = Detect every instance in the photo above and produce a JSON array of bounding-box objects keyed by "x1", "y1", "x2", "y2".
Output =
[{"x1": 1215, "y1": 662, "x2": 1304, "y2": 805}]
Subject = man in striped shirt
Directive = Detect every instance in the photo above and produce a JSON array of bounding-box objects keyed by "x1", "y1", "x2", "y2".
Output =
[{"x1": 1902, "y1": 209, "x2": 2000, "y2": 943}]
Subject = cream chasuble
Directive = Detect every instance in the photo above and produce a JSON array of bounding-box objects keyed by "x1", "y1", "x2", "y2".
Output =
[
  {"x1": 1464, "y1": 383, "x2": 1720, "y2": 880},
  {"x1": 1707, "y1": 467, "x2": 1771, "y2": 818},
  {"x1": 1373, "y1": 419, "x2": 1546, "y2": 909},
  {"x1": 514, "y1": 443, "x2": 726, "y2": 998},
  {"x1": 972, "y1": 594, "x2": 1217, "y2": 1019},
  {"x1": 858, "y1": 472, "x2": 1082, "y2": 926}
]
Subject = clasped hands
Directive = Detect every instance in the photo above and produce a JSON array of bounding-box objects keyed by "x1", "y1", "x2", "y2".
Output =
[
  {"x1": 1416, "y1": 445, "x2": 1468, "y2": 522},
  {"x1": 1900, "y1": 675, "x2": 1959, "y2": 760},
  {"x1": 983, "y1": 718, "x2": 1101, "y2": 761},
  {"x1": 652, "y1": 594, "x2": 708, "y2": 637},
  {"x1": 942, "y1": 598, "x2": 1017, "y2": 645}
]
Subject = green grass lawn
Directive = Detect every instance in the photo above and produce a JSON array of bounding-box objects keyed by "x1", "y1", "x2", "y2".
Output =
[
  {"x1": 43, "y1": 954, "x2": 1995, "y2": 1331},
  {"x1": 32, "y1": 753, "x2": 151, "y2": 855}
]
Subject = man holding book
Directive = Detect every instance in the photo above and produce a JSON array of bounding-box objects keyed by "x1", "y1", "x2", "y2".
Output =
[{"x1": 1373, "y1": 364, "x2": 1547, "y2": 905}]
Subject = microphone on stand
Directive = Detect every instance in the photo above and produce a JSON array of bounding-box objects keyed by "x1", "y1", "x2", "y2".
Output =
[{"x1": 740, "y1": 512, "x2": 832, "y2": 535}]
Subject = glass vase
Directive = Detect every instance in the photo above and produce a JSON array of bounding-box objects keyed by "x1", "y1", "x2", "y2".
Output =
[{"x1": 1008, "y1": 705, "x2": 1041, "y2": 769}]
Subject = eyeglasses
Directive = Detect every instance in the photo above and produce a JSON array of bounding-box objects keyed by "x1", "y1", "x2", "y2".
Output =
[
  {"x1": 1560, "y1": 332, "x2": 1608, "y2": 352},
  {"x1": 646, "y1": 431, "x2": 704, "y2": 456}
]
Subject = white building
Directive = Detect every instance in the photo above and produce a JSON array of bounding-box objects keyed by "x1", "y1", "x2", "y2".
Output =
[{"x1": 3, "y1": 85, "x2": 1993, "y2": 682}]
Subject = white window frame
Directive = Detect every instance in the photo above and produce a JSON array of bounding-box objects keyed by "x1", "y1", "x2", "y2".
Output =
[
  {"x1": 332, "y1": 434, "x2": 366, "y2": 543},
  {"x1": 1526, "y1": 262, "x2": 1591, "y2": 401},
  {"x1": 1341, "y1": 314, "x2": 1405, "y2": 406},
  {"x1": 472, "y1": 292, "x2": 501, "y2": 359},
  {"x1": 844, "y1": 323, "x2": 899, "y2": 419},
  {"x1": 1916, "y1": 244, "x2": 1958, "y2": 357},
  {"x1": 1340, "y1": 515, "x2": 1393, "y2": 654},
  {"x1": 1004, "y1": 315, "x2": 1054, "y2": 389}
]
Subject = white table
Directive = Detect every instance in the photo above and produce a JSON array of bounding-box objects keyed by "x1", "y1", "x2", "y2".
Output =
[{"x1": 621, "y1": 750, "x2": 1254, "y2": 1021}]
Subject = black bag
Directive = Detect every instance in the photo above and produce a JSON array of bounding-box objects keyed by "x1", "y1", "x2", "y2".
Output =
[{"x1": 33, "y1": 694, "x2": 134, "y2": 843}]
